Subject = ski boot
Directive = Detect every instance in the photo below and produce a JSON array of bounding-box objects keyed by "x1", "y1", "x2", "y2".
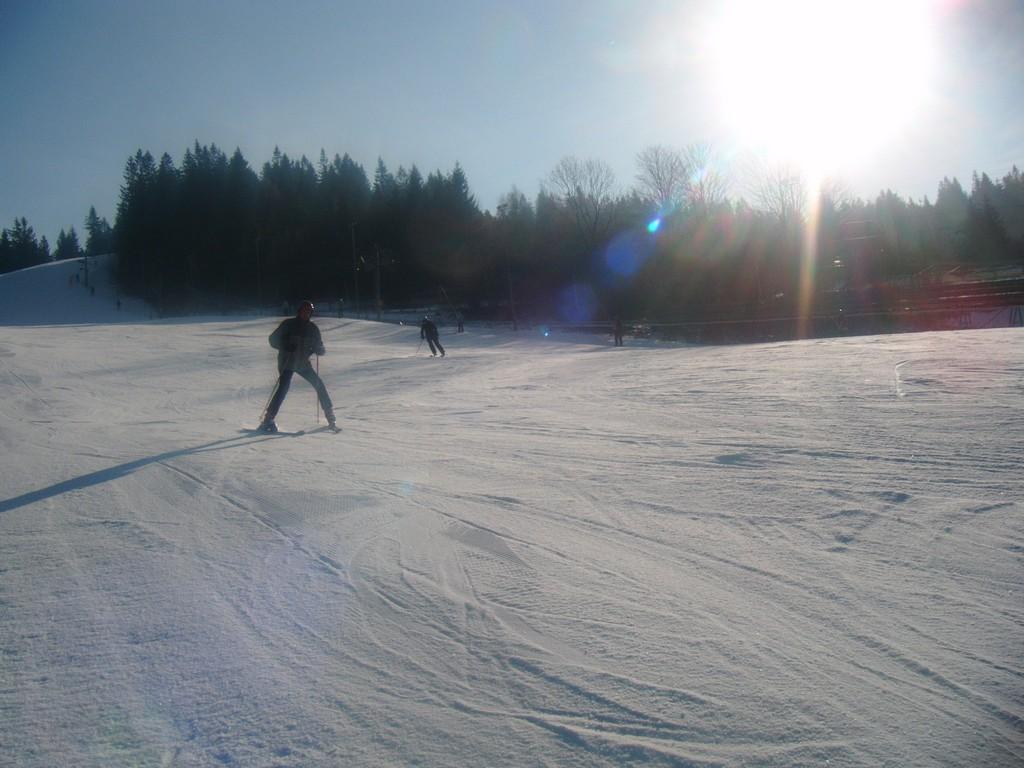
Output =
[{"x1": 325, "y1": 410, "x2": 339, "y2": 433}]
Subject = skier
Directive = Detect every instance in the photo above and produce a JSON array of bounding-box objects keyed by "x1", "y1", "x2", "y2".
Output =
[
  {"x1": 259, "y1": 301, "x2": 336, "y2": 432},
  {"x1": 420, "y1": 316, "x2": 445, "y2": 357},
  {"x1": 613, "y1": 316, "x2": 624, "y2": 346}
]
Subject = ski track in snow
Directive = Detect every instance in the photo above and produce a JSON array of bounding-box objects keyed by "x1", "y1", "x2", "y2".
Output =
[{"x1": 1, "y1": 263, "x2": 1022, "y2": 767}]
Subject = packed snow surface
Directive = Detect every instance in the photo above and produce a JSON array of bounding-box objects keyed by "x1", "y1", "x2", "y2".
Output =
[{"x1": 1, "y1": 261, "x2": 1022, "y2": 766}]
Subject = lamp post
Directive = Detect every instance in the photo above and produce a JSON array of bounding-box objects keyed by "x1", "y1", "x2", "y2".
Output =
[
  {"x1": 255, "y1": 234, "x2": 261, "y2": 314},
  {"x1": 497, "y1": 204, "x2": 517, "y2": 330},
  {"x1": 375, "y1": 245, "x2": 383, "y2": 321},
  {"x1": 350, "y1": 221, "x2": 360, "y2": 317}
]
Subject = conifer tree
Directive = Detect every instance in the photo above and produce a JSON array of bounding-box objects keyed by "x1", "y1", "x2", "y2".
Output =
[
  {"x1": 0, "y1": 217, "x2": 48, "y2": 272},
  {"x1": 84, "y1": 207, "x2": 114, "y2": 255},
  {"x1": 54, "y1": 228, "x2": 84, "y2": 261}
]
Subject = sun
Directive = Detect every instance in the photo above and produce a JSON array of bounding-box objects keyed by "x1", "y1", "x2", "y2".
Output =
[{"x1": 703, "y1": 0, "x2": 937, "y2": 179}]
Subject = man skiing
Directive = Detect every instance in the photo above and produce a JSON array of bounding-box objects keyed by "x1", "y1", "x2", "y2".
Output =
[
  {"x1": 259, "y1": 301, "x2": 336, "y2": 432},
  {"x1": 420, "y1": 316, "x2": 445, "y2": 357}
]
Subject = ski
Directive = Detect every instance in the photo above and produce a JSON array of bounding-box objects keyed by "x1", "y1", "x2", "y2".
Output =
[
  {"x1": 239, "y1": 425, "x2": 339, "y2": 437},
  {"x1": 240, "y1": 427, "x2": 306, "y2": 437}
]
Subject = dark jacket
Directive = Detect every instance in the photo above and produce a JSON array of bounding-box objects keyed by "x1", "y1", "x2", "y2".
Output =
[
  {"x1": 420, "y1": 319, "x2": 439, "y2": 340},
  {"x1": 269, "y1": 317, "x2": 325, "y2": 372}
]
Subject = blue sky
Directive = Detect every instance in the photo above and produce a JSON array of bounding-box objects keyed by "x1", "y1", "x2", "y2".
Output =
[{"x1": 2, "y1": 0, "x2": 1022, "y2": 245}]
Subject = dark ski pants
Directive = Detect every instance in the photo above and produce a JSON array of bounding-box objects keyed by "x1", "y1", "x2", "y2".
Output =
[
  {"x1": 265, "y1": 366, "x2": 333, "y2": 420},
  {"x1": 426, "y1": 336, "x2": 445, "y2": 356}
]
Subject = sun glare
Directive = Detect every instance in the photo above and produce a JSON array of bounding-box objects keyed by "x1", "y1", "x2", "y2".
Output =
[{"x1": 704, "y1": 0, "x2": 937, "y2": 178}]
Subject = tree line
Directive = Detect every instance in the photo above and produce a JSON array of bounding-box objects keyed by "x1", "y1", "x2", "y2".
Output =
[
  {"x1": 3, "y1": 141, "x2": 1022, "y2": 324},
  {"x1": 109, "y1": 143, "x2": 487, "y2": 314},
  {"x1": 0, "y1": 207, "x2": 113, "y2": 272}
]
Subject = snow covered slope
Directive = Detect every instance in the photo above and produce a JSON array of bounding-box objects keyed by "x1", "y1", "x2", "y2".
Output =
[
  {"x1": 1, "y1": 265, "x2": 1022, "y2": 766},
  {"x1": 0, "y1": 255, "x2": 149, "y2": 325}
]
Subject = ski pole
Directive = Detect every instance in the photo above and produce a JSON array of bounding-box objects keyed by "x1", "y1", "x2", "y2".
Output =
[
  {"x1": 315, "y1": 354, "x2": 320, "y2": 424},
  {"x1": 260, "y1": 374, "x2": 280, "y2": 425},
  {"x1": 416, "y1": 338, "x2": 424, "y2": 355}
]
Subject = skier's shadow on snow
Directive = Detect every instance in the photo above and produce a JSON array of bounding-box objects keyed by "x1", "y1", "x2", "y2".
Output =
[{"x1": 0, "y1": 433, "x2": 281, "y2": 514}]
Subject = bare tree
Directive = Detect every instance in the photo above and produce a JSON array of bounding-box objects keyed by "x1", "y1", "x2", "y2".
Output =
[
  {"x1": 635, "y1": 145, "x2": 688, "y2": 210},
  {"x1": 635, "y1": 143, "x2": 729, "y2": 213},
  {"x1": 752, "y1": 164, "x2": 808, "y2": 222},
  {"x1": 816, "y1": 178, "x2": 852, "y2": 211},
  {"x1": 682, "y1": 143, "x2": 729, "y2": 211},
  {"x1": 546, "y1": 156, "x2": 618, "y2": 252}
]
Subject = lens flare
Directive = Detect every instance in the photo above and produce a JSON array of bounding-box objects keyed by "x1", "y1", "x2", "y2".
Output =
[
  {"x1": 606, "y1": 230, "x2": 656, "y2": 277},
  {"x1": 558, "y1": 284, "x2": 598, "y2": 323}
]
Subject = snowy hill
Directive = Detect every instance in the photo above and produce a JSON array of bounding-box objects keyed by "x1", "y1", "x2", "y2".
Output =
[
  {"x1": 0, "y1": 255, "x2": 149, "y2": 325},
  {"x1": 1, "y1": 263, "x2": 1022, "y2": 766}
]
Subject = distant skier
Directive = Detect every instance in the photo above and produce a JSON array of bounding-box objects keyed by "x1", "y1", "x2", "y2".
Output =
[
  {"x1": 420, "y1": 316, "x2": 445, "y2": 357},
  {"x1": 259, "y1": 301, "x2": 336, "y2": 432},
  {"x1": 456, "y1": 311, "x2": 465, "y2": 333},
  {"x1": 613, "y1": 316, "x2": 624, "y2": 346}
]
